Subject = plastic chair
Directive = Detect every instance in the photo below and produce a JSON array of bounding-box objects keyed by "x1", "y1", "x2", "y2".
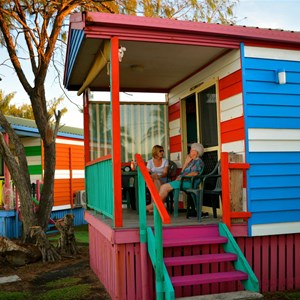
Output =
[
  {"x1": 185, "y1": 160, "x2": 221, "y2": 221},
  {"x1": 170, "y1": 165, "x2": 204, "y2": 217},
  {"x1": 165, "y1": 161, "x2": 178, "y2": 213}
]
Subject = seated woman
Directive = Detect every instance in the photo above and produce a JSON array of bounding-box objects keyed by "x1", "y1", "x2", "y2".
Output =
[
  {"x1": 147, "y1": 145, "x2": 169, "y2": 191},
  {"x1": 146, "y1": 143, "x2": 204, "y2": 213}
]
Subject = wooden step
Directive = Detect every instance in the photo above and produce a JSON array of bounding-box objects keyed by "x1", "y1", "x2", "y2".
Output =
[
  {"x1": 177, "y1": 290, "x2": 264, "y2": 300},
  {"x1": 163, "y1": 236, "x2": 227, "y2": 247},
  {"x1": 171, "y1": 270, "x2": 248, "y2": 286},
  {"x1": 164, "y1": 253, "x2": 237, "y2": 266}
]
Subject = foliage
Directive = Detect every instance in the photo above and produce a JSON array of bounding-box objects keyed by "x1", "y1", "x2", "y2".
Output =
[{"x1": 0, "y1": 90, "x2": 66, "y2": 120}]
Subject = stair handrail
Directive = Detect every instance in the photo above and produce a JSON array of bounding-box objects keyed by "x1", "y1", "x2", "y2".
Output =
[
  {"x1": 135, "y1": 153, "x2": 174, "y2": 300},
  {"x1": 219, "y1": 222, "x2": 260, "y2": 292}
]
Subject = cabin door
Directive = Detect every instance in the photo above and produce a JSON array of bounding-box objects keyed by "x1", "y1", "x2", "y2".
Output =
[
  {"x1": 182, "y1": 82, "x2": 220, "y2": 212},
  {"x1": 182, "y1": 83, "x2": 219, "y2": 158}
]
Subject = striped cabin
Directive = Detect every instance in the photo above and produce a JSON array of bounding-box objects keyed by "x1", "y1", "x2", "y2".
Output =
[
  {"x1": 2, "y1": 116, "x2": 85, "y2": 209},
  {"x1": 63, "y1": 12, "x2": 300, "y2": 299}
]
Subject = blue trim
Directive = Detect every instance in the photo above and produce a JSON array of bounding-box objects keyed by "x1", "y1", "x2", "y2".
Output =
[
  {"x1": 1, "y1": 124, "x2": 83, "y2": 139},
  {"x1": 56, "y1": 132, "x2": 84, "y2": 139},
  {"x1": 65, "y1": 29, "x2": 85, "y2": 87}
]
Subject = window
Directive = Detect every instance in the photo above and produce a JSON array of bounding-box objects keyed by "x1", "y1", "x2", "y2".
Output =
[{"x1": 198, "y1": 85, "x2": 218, "y2": 148}]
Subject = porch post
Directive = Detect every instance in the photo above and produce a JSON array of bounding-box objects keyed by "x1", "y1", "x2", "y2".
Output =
[
  {"x1": 110, "y1": 36, "x2": 122, "y2": 227},
  {"x1": 3, "y1": 133, "x2": 10, "y2": 210},
  {"x1": 83, "y1": 90, "x2": 90, "y2": 164}
]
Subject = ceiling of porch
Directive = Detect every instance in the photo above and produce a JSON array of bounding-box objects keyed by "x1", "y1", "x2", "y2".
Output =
[{"x1": 66, "y1": 38, "x2": 227, "y2": 94}]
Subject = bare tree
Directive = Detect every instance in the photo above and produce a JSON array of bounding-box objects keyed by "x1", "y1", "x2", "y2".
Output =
[{"x1": 0, "y1": 0, "x2": 238, "y2": 242}]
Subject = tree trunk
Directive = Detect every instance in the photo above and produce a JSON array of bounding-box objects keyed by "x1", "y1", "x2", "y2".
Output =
[
  {"x1": 29, "y1": 226, "x2": 61, "y2": 262},
  {"x1": 55, "y1": 214, "x2": 79, "y2": 256}
]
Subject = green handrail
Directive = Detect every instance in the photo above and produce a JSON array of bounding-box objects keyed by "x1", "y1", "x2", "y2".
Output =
[
  {"x1": 218, "y1": 222, "x2": 260, "y2": 292},
  {"x1": 135, "y1": 154, "x2": 174, "y2": 300}
]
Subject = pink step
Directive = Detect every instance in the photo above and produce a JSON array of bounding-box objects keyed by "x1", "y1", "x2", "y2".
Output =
[
  {"x1": 171, "y1": 271, "x2": 248, "y2": 286},
  {"x1": 163, "y1": 224, "x2": 220, "y2": 240},
  {"x1": 164, "y1": 253, "x2": 237, "y2": 266},
  {"x1": 163, "y1": 236, "x2": 227, "y2": 247}
]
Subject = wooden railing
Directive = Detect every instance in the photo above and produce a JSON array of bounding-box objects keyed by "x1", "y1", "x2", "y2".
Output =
[
  {"x1": 85, "y1": 155, "x2": 113, "y2": 219},
  {"x1": 135, "y1": 153, "x2": 174, "y2": 300},
  {"x1": 221, "y1": 152, "x2": 252, "y2": 229},
  {"x1": 219, "y1": 222, "x2": 259, "y2": 292}
]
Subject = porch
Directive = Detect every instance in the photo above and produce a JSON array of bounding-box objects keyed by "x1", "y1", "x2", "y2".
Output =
[
  {"x1": 86, "y1": 206, "x2": 300, "y2": 300},
  {"x1": 88, "y1": 206, "x2": 247, "y2": 237}
]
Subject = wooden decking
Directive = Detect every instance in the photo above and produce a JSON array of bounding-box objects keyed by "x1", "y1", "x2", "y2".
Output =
[{"x1": 88, "y1": 206, "x2": 222, "y2": 229}]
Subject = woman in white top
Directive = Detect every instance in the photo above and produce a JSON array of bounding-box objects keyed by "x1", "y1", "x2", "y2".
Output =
[{"x1": 147, "y1": 145, "x2": 169, "y2": 192}]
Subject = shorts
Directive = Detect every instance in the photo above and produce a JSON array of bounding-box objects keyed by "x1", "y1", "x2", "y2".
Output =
[{"x1": 169, "y1": 179, "x2": 192, "y2": 190}]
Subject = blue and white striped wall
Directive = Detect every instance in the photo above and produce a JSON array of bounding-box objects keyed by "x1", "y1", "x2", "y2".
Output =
[{"x1": 242, "y1": 44, "x2": 300, "y2": 236}]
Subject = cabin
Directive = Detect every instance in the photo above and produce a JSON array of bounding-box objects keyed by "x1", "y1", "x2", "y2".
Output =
[
  {"x1": 63, "y1": 12, "x2": 300, "y2": 299},
  {"x1": 0, "y1": 116, "x2": 86, "y2": 238}
]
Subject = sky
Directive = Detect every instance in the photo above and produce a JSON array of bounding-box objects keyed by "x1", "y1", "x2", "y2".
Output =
[{"x1": 0, "y1": 0, "x2": 300, "y2": 129}]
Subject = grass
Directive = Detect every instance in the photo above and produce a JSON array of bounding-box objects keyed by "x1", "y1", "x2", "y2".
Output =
[
  {"x1": 0, "y1": 291, "x2": 30, "y2": 300},
  {"x1": 37, "y1": 283, "x2": 91, "y2": 300},
  {"x1": 263, "y1": 290, "x2": 300, "y2": 299},
  {"x1": 45, "y1": 277, "x2": 81, "y2": 288},
  {"x1": 0, "y1": 278, "x2": 92, "y2": 300}
]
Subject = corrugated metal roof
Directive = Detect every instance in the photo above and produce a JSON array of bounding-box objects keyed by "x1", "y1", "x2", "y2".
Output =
[
  {"x1": 64, "y1": 12, "x2": 300, "y2": 93},
  {"x1": 4, "y1": 115, "x2": 83, "y2": 139}
]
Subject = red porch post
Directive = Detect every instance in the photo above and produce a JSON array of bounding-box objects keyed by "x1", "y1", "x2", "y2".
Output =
[
  {"x1": 83, "y1": 90, "x2": 90, "y2": 164},
  {"x1": 111, "y1": 36, "x2": 122, "y2": 227},
  {"x1": 3, "y1": 133, "x2": 11, "y2": 210}
]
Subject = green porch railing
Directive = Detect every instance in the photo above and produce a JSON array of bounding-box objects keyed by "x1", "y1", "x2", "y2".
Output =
[
  {"x1": 135, "y1": 153, "x2": 175, "y2": 300},
  {"x1": 219, "y1": 222, "x2": 259, "y2": 292},
  {"x1": 85, "y1": 155, "x2": 113, "y2": 219}
]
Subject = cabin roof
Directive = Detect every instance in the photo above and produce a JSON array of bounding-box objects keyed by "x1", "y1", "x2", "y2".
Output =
[
  {"x1": 64, "y1": 12, "x2": 300, "y2": 94},
  {"x1": 3, "y1": 116, "x2": 83, "y2": 139}
]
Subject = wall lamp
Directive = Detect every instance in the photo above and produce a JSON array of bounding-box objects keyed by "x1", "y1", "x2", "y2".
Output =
[{"x1": 277, "y1": 69, "x2": 286, "y2": 85}]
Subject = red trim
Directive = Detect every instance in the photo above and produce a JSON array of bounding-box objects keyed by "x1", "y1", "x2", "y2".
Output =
[
  {"x1": 170, "y1": 135, "x2": 182, "y2": 153},
  {"x1": 86, "y1": 154, "x2": 112, "y2": 167},
  {"x1": 230, "y1": 212, "x2": 251, "y2": 220},
  {"x1": 169, "y1": 102, "x2": 180, "y2": 122},
  {"x1": 229, "y1": 163, "x2": 250, "y2": 170},
  {"x1": 69, "y1": 147, "x2": 74, "y2": 209},
  {"x1": 221, "y1": 152, "x2": 230, "y2": 228},
  {"x1": 111, "y1": 37, "x2": 122, "y2": 227},
  {"x1": 221, "y1": 129, "x2": 245, "y2": 144},
  {"x1": 169, "y1": 102, "x2": 180, "y2": 114},
  {"x1": 244, "y1": 41, "x2": 300, "y2": 51},
  {"x1": 136, "y1": 154, "x2": 170, "y2": 224},
  {"x1": 221, "y1": 116, "x2": 244, "y2": 133},
  {"x1": 221, "y1": 116, "x2": 245, "y2": 143},
  {"x1": 220, "y1": 81, "x2": 242, "y2": 100},
  {"x1": 222, "y1": 152, "x2": 251, "y2": 229},
  {"x1": 169, "y1": 110, "x2": 180, "y2": 122},
  {"x1": 83, "y1": 12, "x2": 300, "y2": 45},
  {"x1": 219, "y1": 70, "x2": 242, "y2": 91},
  {"x1": 219, "y1": 70, "x2": 242, "y2": 101},
  {"x1": 84, "y1": 91, "x2": 90, "y2": 164}
]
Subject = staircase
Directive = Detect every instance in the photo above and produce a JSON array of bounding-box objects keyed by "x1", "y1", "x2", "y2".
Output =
[{"x1": 162, "y1": 224, "x2": 261, "y2": 299}]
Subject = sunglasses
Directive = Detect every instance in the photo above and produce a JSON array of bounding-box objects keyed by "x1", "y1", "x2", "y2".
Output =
[{"x1": 159, "y1": 150, "x2": 164, "y2": 152}]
